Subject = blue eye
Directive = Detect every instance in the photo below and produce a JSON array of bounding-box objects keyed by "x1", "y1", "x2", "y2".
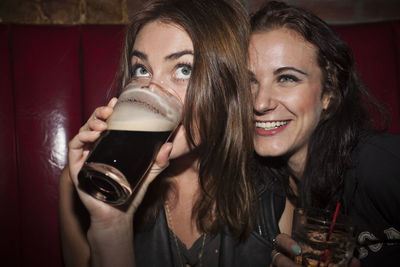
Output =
[
  {"x1": 175, "y1": 64, "x2": 192, "y2": 80},
  {"x1": 278, "y1": 74, "x2": 299, "y2": 83},
  {"x1": 132, "y1": 64, "x2": 150, "y2": 78}
]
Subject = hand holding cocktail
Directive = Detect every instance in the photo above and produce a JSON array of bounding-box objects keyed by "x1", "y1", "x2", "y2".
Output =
[
  {"x1": 291, "y1": 205, "x2": 356, "y2": 267},
  {"x1": 271, "y1": 205, "x2": 359, "y2": 267}
]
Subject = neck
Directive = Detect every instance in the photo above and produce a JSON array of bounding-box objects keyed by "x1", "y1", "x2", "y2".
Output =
[
  {"x1": 168, "y1": 151, "x2": 199, "y2": 177},
  {"x1": 287, "y1": 146, "x2": 307, "y2": 180},
  {"x1": 164, "y1": 153, "x2": 203, "y2": 248},
  {"x1": 286, "y1": 147, "x2": 307, "y2": 198},
  {"x1": 165, "y1": 152, "x2": 200, "y2": 207}
]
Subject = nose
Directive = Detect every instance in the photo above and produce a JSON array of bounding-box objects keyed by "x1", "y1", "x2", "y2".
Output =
[
  {"x1": 253, "y1": 83, "x2": 278, "y2": 115},
  {"x1": 140, "y1": 74, "x2": 166, "y2": 92},
  {"x1": 148, "y1": 80, "x2": 164, "y2": 91},
  {"x1": 142, "y1": 76, "x2": 182, "y2": 102}
]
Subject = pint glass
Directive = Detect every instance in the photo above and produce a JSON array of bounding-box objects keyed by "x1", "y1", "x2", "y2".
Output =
[{"x1": 78, "y1": 81, "x2": 182, "y2": 205}]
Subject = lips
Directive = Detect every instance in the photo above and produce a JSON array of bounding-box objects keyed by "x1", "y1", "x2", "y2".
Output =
[{"x1": 254, "y1": 120, "x2": 290, "y2": 136}]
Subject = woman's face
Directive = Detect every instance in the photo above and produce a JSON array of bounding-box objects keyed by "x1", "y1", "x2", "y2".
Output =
[
  {"x1": 132, "y1": 20, "x2": 194, "y2": 159},
  {"x1": 248, "y1": 28, "x2": 330, "y2": 170}
]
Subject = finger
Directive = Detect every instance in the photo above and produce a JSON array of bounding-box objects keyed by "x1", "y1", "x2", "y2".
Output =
[
  {"x1": 69, "y1": 131, "x2": 101, "y2": 150},
  {"x1": 275, "y1": 233, "x2": 302, "y2": 257},
  {"x1": 68, "y1": 131, "x2": 102, "y2": 184},
  {"x1": 107, "y1": 97, "x2": 118, "y2": 108},
  {"x1": 87, "y1": 117, "x2": 108, "y2": 132},
  {"x1": 79, "y1": 106, "x2": 102, "y2": 133},
  {"x1": 143, "y1": 143, "x2": 173, "y2": 184},
  {"x1": 87, "y1": 98, "x2": 117, "y2": 131},
  {"x1": 130, "y1": 143, "x2": 173, "y2": 212},
  {"x1": 271, "y1": 249, "x2": 302, "y2": 267},
  {"x1": 153, "y1": 143, "x2": 173, "y2": 169},
  {"x1": 93, "y1": 105, "x2": 114, "y2": 122},
  {"x1": 79, "y1": 105, "x2": 113, "y2": 133}
]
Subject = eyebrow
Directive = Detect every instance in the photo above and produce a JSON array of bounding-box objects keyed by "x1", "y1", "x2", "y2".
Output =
[
  {"x1": 165, "y1": 50, "x2": 193, "y2": 60},
  {"x1": 131, "y1": 49, "x2": 193, "y2": 62},
  {"x1": 274, "y1": 67, "x2": 308, "y2": 76},
  {"x1": 132, "y1": 50, "x2": 147, "y2": 60}
]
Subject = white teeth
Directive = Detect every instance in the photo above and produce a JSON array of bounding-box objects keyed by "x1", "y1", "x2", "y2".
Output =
[{"x1": 255, "y1": 120, "x2": 289, "y2": 130}]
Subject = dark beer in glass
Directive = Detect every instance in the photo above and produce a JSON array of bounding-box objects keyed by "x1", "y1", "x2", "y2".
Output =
[{"x1": 78, "y1": 81, "x2": 182, "y2": 205}]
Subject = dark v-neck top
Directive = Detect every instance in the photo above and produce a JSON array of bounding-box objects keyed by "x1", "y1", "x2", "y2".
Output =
[
  {"x1": 167, "y1": 228, "x2": 220, "y2": 267},
  {"x1": 134, "y1": 182, "x2": 285, "y2": 266}
]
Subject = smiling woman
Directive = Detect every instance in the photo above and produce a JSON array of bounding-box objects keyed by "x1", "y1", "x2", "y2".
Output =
[
  {"x1": 249, "y1": 28, "x2": 330, "y2": 165},
  {"x1": 249, "y1": 1, "x2": 400, "y2": 266}
]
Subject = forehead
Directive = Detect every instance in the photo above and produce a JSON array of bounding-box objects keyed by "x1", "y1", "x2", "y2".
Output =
[
  {"x1": 133, "y1": 20, "x2": 193, "y2": 53},
  {"x1": 249, "y1": 28, "x2": 318, "y2": 68}
]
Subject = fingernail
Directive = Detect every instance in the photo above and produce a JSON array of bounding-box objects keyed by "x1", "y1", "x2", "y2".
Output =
[
  {"x1": 291, "y1": 244, "x2": 301, "y2": 255},
  {"x1": 109, "y1": 97, "x2": 118, "y2": 107},
  {"x1": 166, "y1": 143, "x2": 173, "y2": 157}
]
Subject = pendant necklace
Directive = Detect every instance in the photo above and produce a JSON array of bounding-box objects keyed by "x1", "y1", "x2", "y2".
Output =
[{"x1": 165, "y1": 202, "x2": 207, "y2": 267}]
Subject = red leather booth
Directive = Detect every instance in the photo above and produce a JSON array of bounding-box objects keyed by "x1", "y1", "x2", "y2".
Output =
[{"x1": 0, "y1": 21, "x2": 399, "y2": 267}]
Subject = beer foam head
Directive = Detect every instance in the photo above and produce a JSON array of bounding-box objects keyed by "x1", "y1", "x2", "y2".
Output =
[{"x1": 107, "y1": 85, "x2": 182, "y2": 132}]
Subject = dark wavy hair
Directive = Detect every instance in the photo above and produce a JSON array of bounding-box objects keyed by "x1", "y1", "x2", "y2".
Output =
[
  {"x1": 118, "y1": 0, "x2": 256, "y2": 240},
  {"x1": 251, "y1": 1, "x2": 388, "y2": 210}
]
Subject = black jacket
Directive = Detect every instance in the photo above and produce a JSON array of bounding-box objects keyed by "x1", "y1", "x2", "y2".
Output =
[{"x1": 134, "y1": 181, "x2": 285, "y2": 266}]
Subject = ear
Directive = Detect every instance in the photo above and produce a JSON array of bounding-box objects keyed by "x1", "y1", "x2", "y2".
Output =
[{"x1": 322, "y1": 91, "x2": 333, "y2": 110}]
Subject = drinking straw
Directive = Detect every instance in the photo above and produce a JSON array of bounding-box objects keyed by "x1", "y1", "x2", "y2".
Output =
[
  {"x1": 317, "y1": 202, "x2": 341, "y2": 267},
  {"x1": 327, "y1": 202, "x2": 341, "y2": 242}
]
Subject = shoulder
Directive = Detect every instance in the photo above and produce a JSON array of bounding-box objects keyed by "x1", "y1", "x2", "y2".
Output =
[
  {"x1": 348, "y1": 132, "x2": 400, "y2": 214},
  {"x1": 353, "y1": 132, "x2": 400, "y2": 178},
  {"x1": 346, "y1": 133, "x2": 400, "y2": 265},
  {"x1": 356, "y1": 132, "x2": 400, "y2": 160}
]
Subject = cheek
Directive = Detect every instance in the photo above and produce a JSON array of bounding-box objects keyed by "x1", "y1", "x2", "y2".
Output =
[
  {"x1": 173, "y1": 83, "x2": 188, "y2": 103},
  {"x1": 291, "y1": 86, "x2": 325, "y2": 123},
  {"x1": 307, "y1": 94, "x2": 325, "y2": 125}
]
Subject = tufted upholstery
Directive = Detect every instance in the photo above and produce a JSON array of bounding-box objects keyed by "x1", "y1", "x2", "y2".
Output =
[{"x1": 0, "y1": 21, "x2": 399, "y2": 267}]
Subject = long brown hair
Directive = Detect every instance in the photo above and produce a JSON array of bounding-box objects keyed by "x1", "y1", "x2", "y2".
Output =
[{"x1": 119, "y1": 0, "x2": 256, "y2": 241}]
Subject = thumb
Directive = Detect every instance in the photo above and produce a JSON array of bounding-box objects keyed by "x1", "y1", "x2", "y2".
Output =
[
  {"x1": 147, "y1": 142, "x2": 173, "y2": 176},
  {"x1": 129, "y1": 143, "x2": 173, "y2": 213}
]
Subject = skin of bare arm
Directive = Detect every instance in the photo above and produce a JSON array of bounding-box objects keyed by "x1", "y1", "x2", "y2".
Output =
[{"x1": 59, "y1": 166, "x2": 90, "y2": 267}]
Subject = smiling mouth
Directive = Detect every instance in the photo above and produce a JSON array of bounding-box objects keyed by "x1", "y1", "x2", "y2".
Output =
[{"x1": 255, "y1": 120, "x2": 290, "y2": 130}]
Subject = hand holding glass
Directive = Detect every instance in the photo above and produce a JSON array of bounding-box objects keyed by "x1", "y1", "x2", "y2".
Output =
[{"x1": 78, "y1": 81, "x2": 182, "y2": 205}]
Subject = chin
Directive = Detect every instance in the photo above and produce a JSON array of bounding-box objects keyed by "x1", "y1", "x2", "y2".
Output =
[
  {"x1": 169, "y1": 143, "x2": 191, "y2": 159},
  {"x1": 254, "y1": 144, "x2": 286, "y2": 158}
]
